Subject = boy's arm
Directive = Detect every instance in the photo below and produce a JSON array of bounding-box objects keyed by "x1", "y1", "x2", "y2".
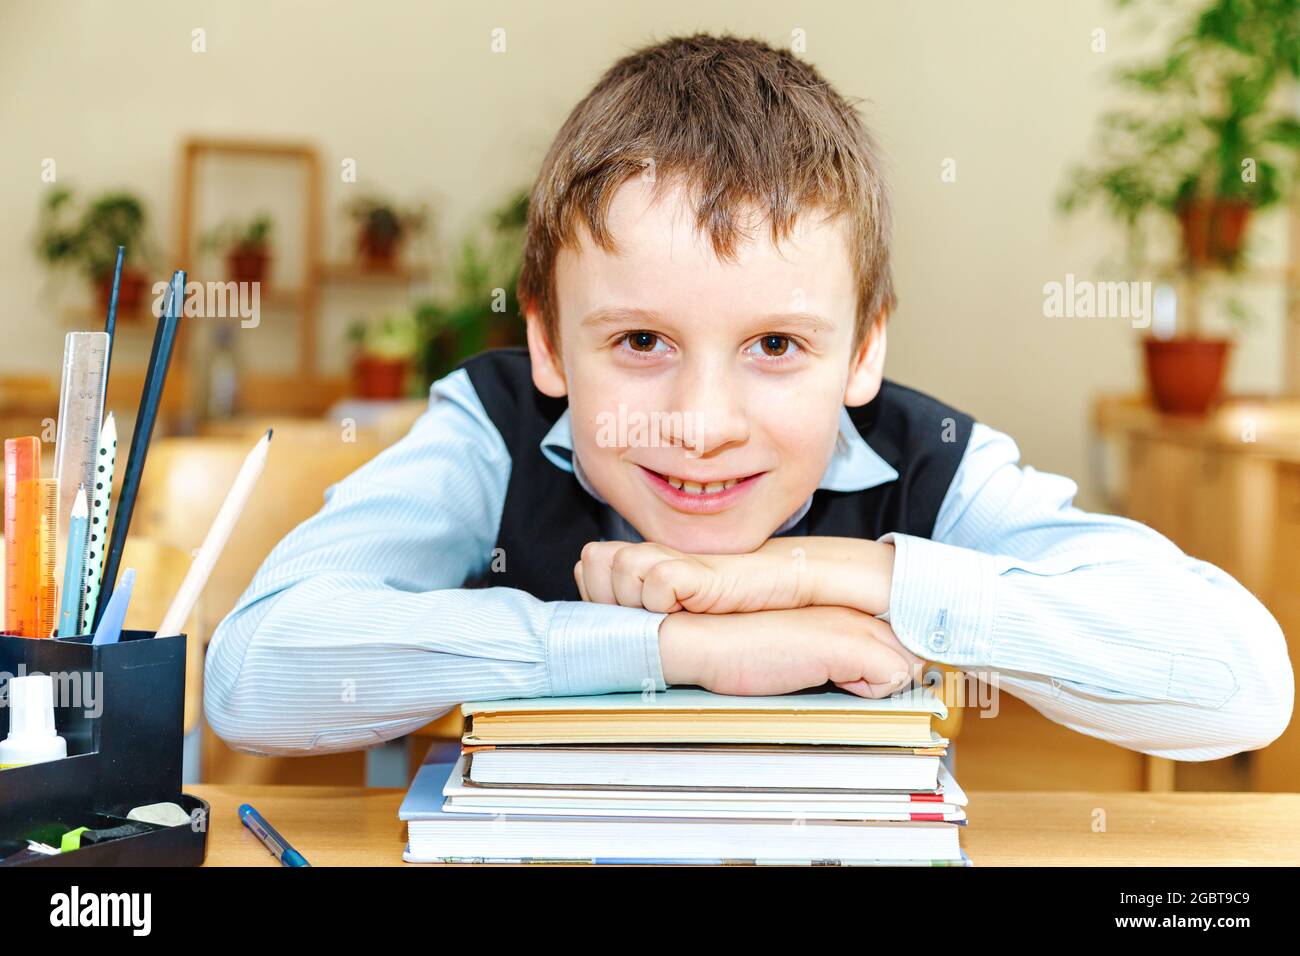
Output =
[
  {"x1": 883, "y1": 422, "x2": 1293, "y2": 761},
  {"x1": 203, "y1": 369, "x2": 665, "y2": 757}
]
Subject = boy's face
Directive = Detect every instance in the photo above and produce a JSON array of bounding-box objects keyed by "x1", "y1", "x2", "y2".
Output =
[{"x1": 526, "y1": 178, "x2": 886, "y2": 554}]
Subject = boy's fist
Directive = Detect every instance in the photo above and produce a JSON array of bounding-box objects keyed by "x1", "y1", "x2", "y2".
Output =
[
  {"x1": 574, "y1": 536, "x2": 896, "y2": 617},
  {"x1": 573, "y1": 540, "x2": 811, "y2": 614},
  {"x1": 658, "y1": 604, "x2": 925, "y2": 700}
]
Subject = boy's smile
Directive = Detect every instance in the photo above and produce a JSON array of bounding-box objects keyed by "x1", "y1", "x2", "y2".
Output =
[
  {"x1": 636, "y1": 463, "x2": 766, "y2": 515},
  {"x1": 526, "y1": 177, "x2": 886, "y2": 554}
]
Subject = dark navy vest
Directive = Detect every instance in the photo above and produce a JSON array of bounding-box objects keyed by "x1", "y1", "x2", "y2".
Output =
[{"x1": 462, "y1": 347, "x2": 974, "y2": 601}]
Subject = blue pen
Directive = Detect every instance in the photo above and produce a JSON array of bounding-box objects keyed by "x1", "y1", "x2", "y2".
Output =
[
  {"x1": 90, "y1": 567, "x2": 134, "y2": 645},
  {"x1": 58, "y1": 486, "x2": 89, "y2": 636},
  {"x1": 239, "y1": 804, "x2": 311, "y2": 867}
]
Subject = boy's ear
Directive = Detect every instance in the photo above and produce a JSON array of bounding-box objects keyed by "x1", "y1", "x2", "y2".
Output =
[
  {"x1": 843, "y1": 310, "x2": 888, "y2": 407},
  {"x1": 525, "y1": 309, "x2": 568, "y2": 398}
]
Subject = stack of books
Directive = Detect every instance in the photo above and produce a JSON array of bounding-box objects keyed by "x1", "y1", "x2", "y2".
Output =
[{"x1": 399, "y1": 686, "x2": 970, "y2": 866}]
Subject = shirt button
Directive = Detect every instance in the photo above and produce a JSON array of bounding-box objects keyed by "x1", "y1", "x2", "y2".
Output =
[{"x1": 928, "y1": 628, "x2": 950, "y2": 653}]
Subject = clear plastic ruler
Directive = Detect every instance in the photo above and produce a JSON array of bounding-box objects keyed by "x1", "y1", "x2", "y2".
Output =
[
  {"x1": 52, "y1": 331, "x2": 109, "y2": 596},
  {"x1": 37, "y1": 478, "x2": 58, "y2": 638}
]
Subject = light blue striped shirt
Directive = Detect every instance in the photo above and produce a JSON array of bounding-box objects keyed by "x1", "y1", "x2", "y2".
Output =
[{"x1": 204, "y1": 367, "x2": 1293, "y2": 761}]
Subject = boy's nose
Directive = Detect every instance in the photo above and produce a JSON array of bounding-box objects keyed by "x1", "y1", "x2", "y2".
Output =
[{"x1": 668, "y1": 366, "x2": 751, "y2": 457}]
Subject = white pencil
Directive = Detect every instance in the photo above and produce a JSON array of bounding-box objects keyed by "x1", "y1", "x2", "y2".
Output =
[
  {"x1": 81, "y1": 412, "x2": 118, "y2": 632},
  {"x1": 156, "y1": 429, "x2": 272, "y2": 638}
]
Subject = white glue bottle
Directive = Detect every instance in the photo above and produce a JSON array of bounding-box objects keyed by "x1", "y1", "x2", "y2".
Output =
[{"x1": 0, "y1": 674, "x2": 68, "y2": 769}]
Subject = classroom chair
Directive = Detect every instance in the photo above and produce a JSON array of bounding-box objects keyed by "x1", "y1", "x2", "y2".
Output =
[{"x1": 134, "y1": 431, "x2": 388, "y2": 786}]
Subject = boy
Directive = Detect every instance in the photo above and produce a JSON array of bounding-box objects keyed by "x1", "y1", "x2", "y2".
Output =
[{"x1": 205, "y1": 34, "x2": 1292, "y2": 761}]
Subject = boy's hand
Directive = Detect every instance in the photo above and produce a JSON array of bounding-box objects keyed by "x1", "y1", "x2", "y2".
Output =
[
  {"x1": 574, "y1": 536, "x2": 894, "y2": 616},
  {"x1": 658, "y1": 604, "x2": 925, "y2": 699},
  {"x1": 574, "y1": 540, "x2": 808, "y2": 614}
]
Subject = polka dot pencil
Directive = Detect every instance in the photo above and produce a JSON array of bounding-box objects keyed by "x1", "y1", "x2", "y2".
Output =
[{"x1": 81, "y1": 412, "x2": 118, "y2": 635}]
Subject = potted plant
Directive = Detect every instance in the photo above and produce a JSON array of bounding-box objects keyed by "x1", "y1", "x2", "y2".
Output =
[
  {"x1": 1059, "y1": 0, "x2": 1300, "y2": 414},
  {"x1": 347, "y1": 310, "x2": 420, "y2": 399},
  {"x1": 347, "y1": 196, "x2": 429, "y2": 270},
  {"x1": 414, "y1": 190, "x2": 529, "y2": 385},
  {"x1": 202, "y1": 213, "x2": 274, "y2": 284},
  {"x1": 37, "y1": 188, "x2": 152, "y2": 313}
]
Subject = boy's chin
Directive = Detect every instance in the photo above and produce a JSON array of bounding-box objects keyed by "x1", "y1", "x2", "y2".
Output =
[{"x1": 639, "y1": 515, "x2": 778, "y2": 555}]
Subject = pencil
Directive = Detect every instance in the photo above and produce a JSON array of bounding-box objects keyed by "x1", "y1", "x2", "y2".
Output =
[
  {"x1": 81, "y1": 413, "x2": 118, "y2": 634},
  {"x1": 58, "y1": 486, "x2": 88, "y2": 637},
  {"x1": 91, "y1": 567, "x2": 135, "y2": 646},
  {"x1": 95, "y1": 269, "x2": 184, "y2": 628},
  {"x1": 103, "y1": 244, "x2": 124, "y2": 382},
  {"x1": 157, "y1": 430, "x2": 271, "y2": 638}
]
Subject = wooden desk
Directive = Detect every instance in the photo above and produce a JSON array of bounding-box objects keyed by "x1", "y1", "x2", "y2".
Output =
[{"x1": 190, "y1": 785, "x2": 1300, "y2": 866}]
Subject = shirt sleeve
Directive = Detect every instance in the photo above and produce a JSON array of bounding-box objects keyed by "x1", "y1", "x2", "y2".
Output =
[
  {"x1": 203, "y1": 368, "x2": 666, "y2": 757},
  {"x1": 881, "y1": 422, "x2": 1294, "y2": 761}
]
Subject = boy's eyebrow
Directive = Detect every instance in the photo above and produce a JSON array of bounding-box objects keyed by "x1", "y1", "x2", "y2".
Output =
[
  {"x1": 756, "y1": 312, "x2": 837, "y2": 335},
  {"x1": 579, "y1": 306, "x2": 837, "y2": 334},
  {"x1": 580, "y1": 306, "x2": 663, "y2": 329}
]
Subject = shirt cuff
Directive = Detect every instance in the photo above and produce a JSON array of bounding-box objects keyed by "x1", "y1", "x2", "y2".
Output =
[
  {"x1": 545, "y1": 600, "x2": 667, "y2": 697},
  {"x1": 880, "y1": 532, "x2": 999, "y2": 665}
]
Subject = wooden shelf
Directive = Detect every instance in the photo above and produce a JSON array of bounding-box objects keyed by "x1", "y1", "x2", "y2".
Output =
[
  {"x1": 178, "y1": 137, "x2": 322, "y2": 382},
  {"x1": 1145, "y1": 262, "x2": 1300, "y2": 287},
  {"x1": 315, "y1": 261, "x2": 432, "y2": 284},
  {"x1": 62, "y1": 286, "x2": 306, "y2": 327}
]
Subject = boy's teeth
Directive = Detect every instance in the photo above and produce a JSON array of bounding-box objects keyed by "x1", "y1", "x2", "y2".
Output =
[{"x1": 662, "y1": 474, "x2": 740, "y2": 494}]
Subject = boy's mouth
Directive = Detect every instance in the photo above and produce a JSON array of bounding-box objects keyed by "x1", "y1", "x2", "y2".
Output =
[{"x1": 637, "y1": 465, "x2": 766, "y2": 515}]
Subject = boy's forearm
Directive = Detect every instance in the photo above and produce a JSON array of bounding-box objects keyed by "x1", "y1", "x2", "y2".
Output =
[
  {"x1": 758, "y1": 535, "x2": 895, "y2": 616},
  {"x1": 881, "y1": 530, "x2": 1294, "y2": 759},
  {"x1": 656, "y1": 603, "x2": 851, "y2": 686},
  {"x1": 206, "y1": 571, "x2": 665, "y2": 755},
  {"x1": 657, "y1": 603, "x2": 923, "y2": 698},
  {"x1": 657, "y1": 611, "x2": 707, "y2": 686}
]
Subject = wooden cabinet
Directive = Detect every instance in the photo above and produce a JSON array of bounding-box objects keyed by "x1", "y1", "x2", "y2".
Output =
[
  {"x1": 1257, "y1": 461, "x2": 1300, "y2": 790},
  {"x1": 1096, "y1": 396, "x2": 1300, "y2": 791}
]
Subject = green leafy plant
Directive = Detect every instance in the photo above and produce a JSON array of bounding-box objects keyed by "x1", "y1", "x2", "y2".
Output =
[
  {"x1": 414, "y1": 190, "x2": 529, "y2": 384},
  {"x1": 347, "y1": 309, "x2": 421, "y2": 361},
  {"x1": 37, "y1": 188, "x2": 150, "y2": 281},
  {"x1": 1059, "y1": 0, "x2": 1300, "y2": 269},
  {"x1": 347, "y1": 196, "x2": 429, "y2": 263},
  {"x1": 201, "y1": 213, "x2": 274, "y2": 256}
]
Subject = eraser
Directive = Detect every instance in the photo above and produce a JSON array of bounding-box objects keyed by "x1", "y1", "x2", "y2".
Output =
[{"x1": 126, "y1": 802, "x2": 192, "y2": 827}]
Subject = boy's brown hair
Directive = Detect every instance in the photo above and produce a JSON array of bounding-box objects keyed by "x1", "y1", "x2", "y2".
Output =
[{"x1": 518, "y1": 33, "x2": 895, "y2": 353}]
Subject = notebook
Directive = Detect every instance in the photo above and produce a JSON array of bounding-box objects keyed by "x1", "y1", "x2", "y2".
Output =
[
  {"x1": 441, "y1": 754, "x2": 969, "y2": 822},
  {"x1": 461, "y1": 685, "x2": 947, "y2": 746},
  {"x1": 399, "y1": 755, "x2": 967, "y2": 865},
  {"x1": 461, "y1": 741, "x2": 946, "y2": 791}
]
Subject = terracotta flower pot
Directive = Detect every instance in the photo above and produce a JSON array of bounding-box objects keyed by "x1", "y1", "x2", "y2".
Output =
[
  {"x1": 1176, "y1": 199, "x2": 1253, "y2": 269},
  {"x1": 1143, "y1": 337, "x2": 1232, "y2": 415},
  {"x1": 226, "y1": 248, "x2": 271, "y2": 285},
  {"x1": 94, "y1": 267, "x2": 147, "y2": 316},
  {"x1": 352, "y1": 355, "x2": 410, "y2": 399},
  {"x1": 358, "y1": 231, "x2": 401, "y2": 270}
]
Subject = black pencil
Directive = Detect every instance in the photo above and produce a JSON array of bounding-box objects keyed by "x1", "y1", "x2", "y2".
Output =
[
  {"x1": 103, "y1": 244, "x2": 124, "y2": 381},
  {"x1": 94, "y1": 269, "x2": 184, "y2": 629}
]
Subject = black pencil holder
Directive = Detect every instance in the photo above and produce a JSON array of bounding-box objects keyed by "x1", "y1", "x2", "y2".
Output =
[{"x1": 0, "y1": 630, "x2": 208, "y2": 866}]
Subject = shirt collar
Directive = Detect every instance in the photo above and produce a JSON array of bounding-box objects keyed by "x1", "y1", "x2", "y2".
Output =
[{"x1": 539, "y1": 405, "x2": 898, "y2": 533}]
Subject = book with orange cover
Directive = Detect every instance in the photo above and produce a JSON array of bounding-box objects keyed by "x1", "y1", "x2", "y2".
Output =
[{"x1": 461, "y1": 685, "x2": 947, "y2": 747}]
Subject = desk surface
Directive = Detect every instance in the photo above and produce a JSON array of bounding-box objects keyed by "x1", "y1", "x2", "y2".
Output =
[{"x1": 190, "y1": 785, "x2": 1300, "y2": 866}]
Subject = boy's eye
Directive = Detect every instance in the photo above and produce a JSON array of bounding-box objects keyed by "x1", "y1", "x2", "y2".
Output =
[
  {"x1": 748, "y1": 334, "x2": 799, "y2": 358},
  {"x1": 619, "y1": 331, "x2": 668, "y2": 354}
]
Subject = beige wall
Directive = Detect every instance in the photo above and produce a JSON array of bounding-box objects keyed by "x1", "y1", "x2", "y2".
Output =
[{"x1": 0, "y1": 0, "x2": 1290, "y2": 508}]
